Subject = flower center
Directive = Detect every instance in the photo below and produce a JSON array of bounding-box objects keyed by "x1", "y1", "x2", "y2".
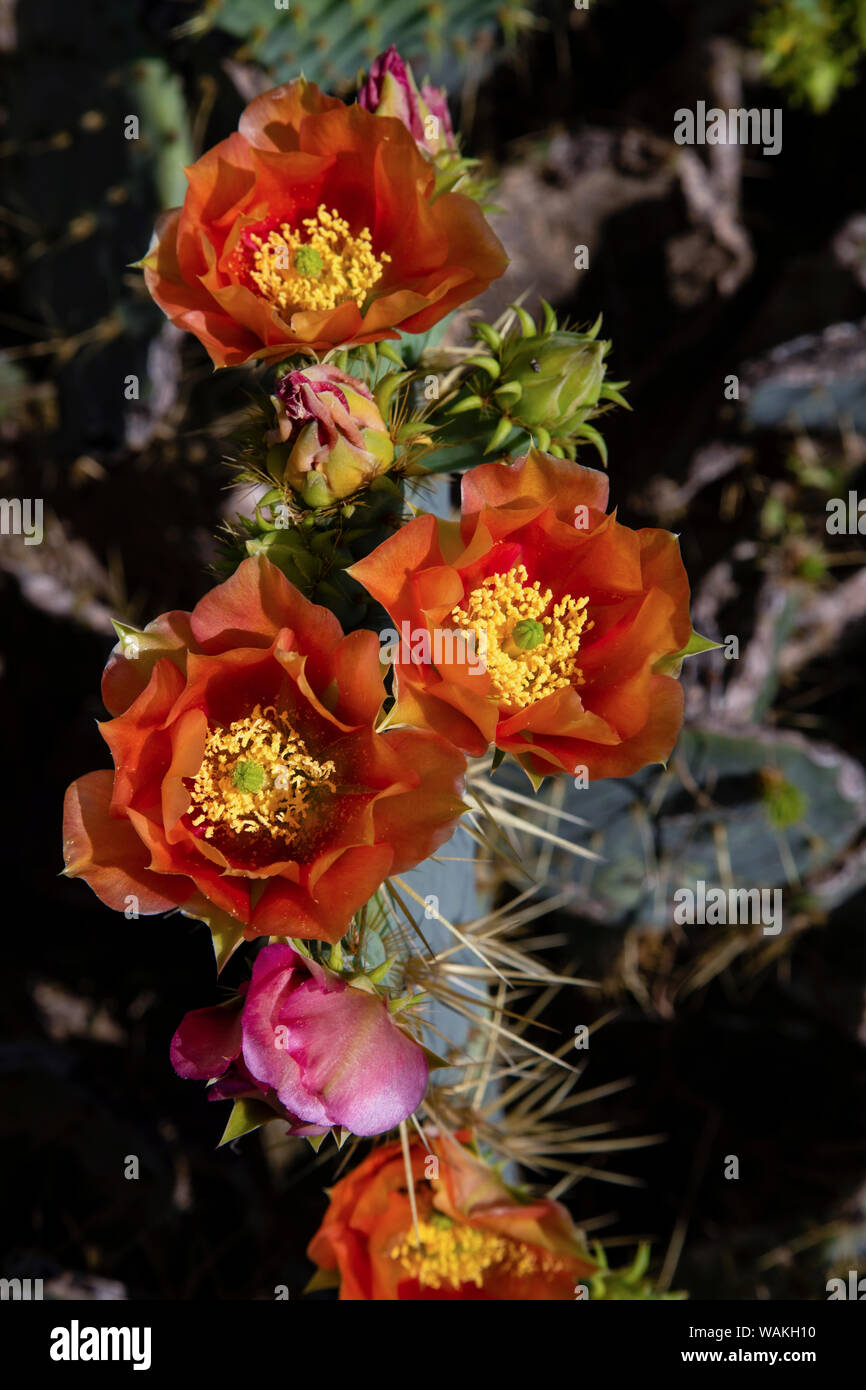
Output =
[
  {"x1": 450, "y1": 562, "x2": 592, "y2": 710},
  {"x1": 247, "y1": 204, "x2": 391, "y2": 315},
  {"x1": 391, "y1": 1216, "x2": 568, "y2": 1291},
  {"x1": 187, "y1": 704, "x2": 336, "y2": 846}
]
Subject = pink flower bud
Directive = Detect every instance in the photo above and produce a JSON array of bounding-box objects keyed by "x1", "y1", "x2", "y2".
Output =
[
  {"x1": 268, "y1": 364, "x2": 394, "y2": 506},
  {"x1": 171, "y1": 944, "x2": 428, "y2": 1137},
  {"x1": 359, "y1": 45, "x2": 455, "y2": 156}
]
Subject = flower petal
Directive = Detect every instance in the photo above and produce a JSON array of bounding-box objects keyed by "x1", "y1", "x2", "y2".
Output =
[
  {"x1": 63, "y1": 771, "x2": 188, "y2": 913},
  {"x1": 170, "y1": 1000, "x2": 244, "y2": 1080}
]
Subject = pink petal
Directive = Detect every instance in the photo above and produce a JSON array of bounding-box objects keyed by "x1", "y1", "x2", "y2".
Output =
[
  {"x1": 276, "y1": 978, "x2": 428, "y2": 1136},
  {"x1": 170, "y1": 1001, "x2": 243, "y2": 1080}
]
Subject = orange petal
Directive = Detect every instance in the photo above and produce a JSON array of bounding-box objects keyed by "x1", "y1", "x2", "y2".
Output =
[
  {"x1": 101, "y1": 608, "x2": 195, "y2": 718},
  {"x1": 249, "y1": 843, "x2": 395, "y2": 943},
  {"x1": 100, "y1": 658, "x2": 186, "y2": 815},
  {"x1": 349, "y1": 514, "x2": 443, "y2": 624},
  {"x1": 63, "y1": 771, "x2": 188, "y2": 913},
  {"x1": 330, "y1": 629, "x2": 386, "y2": 727},
  {"x1": 189, "y1": 555, "x2": 342, "y2": 664},
  {"x1": 389, "y1": 678, "x2": 494, "y2": 756},
  {"x1": 161, "y1": 709, "x2": 208, "y2": 840},
  {"x1": 126, "y1": 807, "x2": 251, "y2": 923},
  {"x1": 517, "y1": 675, "x2": 684, "y2": 780},
  {"x1": 372, "y1": 729, "x2": 466, "y2": 870},
  {"x1": 238, "y1": 79, "x2": 344, "y2": 151},
  {"x1": 462, "y1": 449, "x2": 610, "y2": 523},
  {"x1": 143, "y1": 208, "x2": 260, "y2": 368}
]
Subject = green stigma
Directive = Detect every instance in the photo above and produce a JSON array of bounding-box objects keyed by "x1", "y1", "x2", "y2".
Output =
[
  {"x1": 293, "y1": 246, "x2": 324, "y2": 279},
  {"x1": 430, "y1": 1211, "x2": 455, "y2": 1230},
  {"x1": 232, "y1": 760, "x2": 265, "y2": 793},
  {"x1": 511, "y1": 618, "x2": 546, "y2": 651}
]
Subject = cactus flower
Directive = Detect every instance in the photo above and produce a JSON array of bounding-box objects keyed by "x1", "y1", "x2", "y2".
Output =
[
  {"x1": 308, "y1": 1129, "x2": 597, "y2": 1298},
  {"x1": 268, "y1": 364, "x2": 394, "y2": 507},
  {"x1": 141, "y1": 78, "x2": 504, "y2": 366},
  {"x1": 350, "y1": 450, "x2": 694, "y2": 782},
  {"x1": 62, "y1": 556, "x2": 466, "y2": 946},
  {"x1": 170, "y1": 943, "x2": 428, "y2": 1137}
]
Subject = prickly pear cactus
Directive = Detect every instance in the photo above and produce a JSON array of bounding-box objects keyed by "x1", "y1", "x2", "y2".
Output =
[
  {"x1": 498, "y1": 724, "x2": 866, "y2": 930},
  {"x1": 187, "y1": 0, "x2": 532, "y2": 87}
]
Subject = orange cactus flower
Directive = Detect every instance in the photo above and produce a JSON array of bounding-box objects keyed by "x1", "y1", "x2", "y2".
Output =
[
  {"x1": 308, "y1": 1130, "x2": 597, "y2": 1300},
  {"x1": 350, "y1": 450, "x2": 694, "y2": 781},
  {"x1": 62, "y1": 557, "x2": 466, "y2": 946},
  {"x1": 141, "y1": 79, "x2": 507, "y2": 367}
]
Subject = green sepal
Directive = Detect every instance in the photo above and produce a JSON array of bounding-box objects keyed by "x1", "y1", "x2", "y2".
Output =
[
  {"x1": 447, "y1": 393, "x2": 485, "y2": 416},
  {"x1": 621, "y1": 1241, "x2": 651, "y2": 1284},
  {"x1": 218, "y1": 1098, "x2": 275, "y2": 1147},
  {"x1": 304, "y1": 1267, "x2": 341, "y2": 1294},
  {"x1": 377, "y1": 342, "x2": 405, "y2": 368},
  {"x1": 465, "y1": 354, "x2": 501, "y2": 379},
  {"x1": 485, "y1": 416, "x2": 515, "y2": 453},
  {"x1": 576, "y1": 422, "x2": 607, "y2": 465},
  {"x1": 394, "y1": 420, "x2": 434, "y2": 443},
  {"x1": 493, "y1": 380, "x2": 523, "y2": 405},
  {"x1": 180, "y1": 903, "x2": 245, "y2": 974},
  {"x1": 111, "y1": 619, "x2": 145, "y2": 654},
  {"x1": 601, "y1": 384, "x2": 631, "y2": 411},
  {"x1": 512, "y1": 751, "x2": 546, "y2": 791},
  {"x1": 373, "y1": 368, "x2": 414, "y2": 419},
  {"x1": 420, "y1": 1043, "x2": 452, "y2": 1071},
  {"x1": 363, "y1": 953, "x2": 398, "y2": 985},
  {"x1": 539, "y1": 298, "x2": 558, "y2": 334},
  {"x1": 512, "y1": 304, "x2": 536, "y2": 336},
  {"x1": 388, "y1": 991, "x2": 426, "y2": 1014},
  {"x1": 653, "y1": 629, "x2": 720, "y2": 678},
  {"x1": 472, "y1": 322, "x2": 502, "y2": 352},
  {"x1": 532, "y1": 425, "x2": 551, "y2": 452}
]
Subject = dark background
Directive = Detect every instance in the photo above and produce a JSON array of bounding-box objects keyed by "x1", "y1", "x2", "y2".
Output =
[{"x1": 2, "y1": 0, "x2": 865, "y2": 1299}]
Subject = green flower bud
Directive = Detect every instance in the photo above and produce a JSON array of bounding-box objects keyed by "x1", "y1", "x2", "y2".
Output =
[{"x1": 505, "y1": 332, "x2": 607, "y2": 434}]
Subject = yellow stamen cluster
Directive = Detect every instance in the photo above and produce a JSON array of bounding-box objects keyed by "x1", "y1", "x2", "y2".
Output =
[
  {"x1": 450, "y1": 563, "x2": 592, "y2": 710},
  {"x1": 188, "y1": 704, "x2": 336, "y2": 845},
  {"x1": 391, "y1": 1218, "x2": 568, "y2": 1291},
  {"x1": 248, "y1": 205, "x2": 390, "y2": 314}
]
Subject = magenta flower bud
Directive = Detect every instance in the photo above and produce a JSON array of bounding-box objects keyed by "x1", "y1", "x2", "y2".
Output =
[
  {"x1": 170, "y1": 944, "x2": 428, "y2": 1137},
  {"x1": 419, "y1": 82, "x2": 455, "y2": 153},
  {"x1": 359, "y1": 45, "x2": 455, "y2": 156}
]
